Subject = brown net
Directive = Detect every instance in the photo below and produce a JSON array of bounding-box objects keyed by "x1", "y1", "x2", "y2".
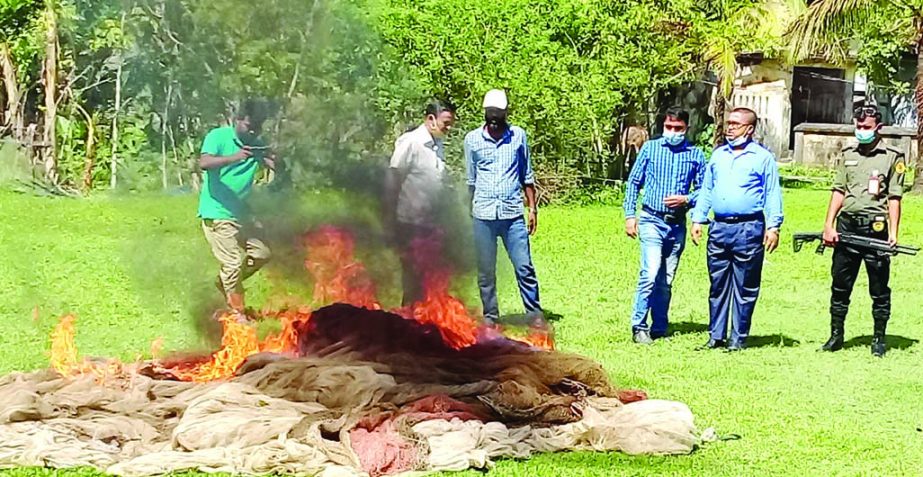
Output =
[{"x1": 0, "y1": 305, "x2": 699, "y2": 476}]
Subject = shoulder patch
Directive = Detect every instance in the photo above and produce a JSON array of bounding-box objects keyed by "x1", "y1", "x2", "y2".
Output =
[{"x1": 895, "y1": 161, "x2": 907, "y2": 174}]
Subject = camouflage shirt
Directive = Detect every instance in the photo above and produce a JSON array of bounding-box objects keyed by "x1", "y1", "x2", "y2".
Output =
[{"x1": 833, "y1": 143, "x2": 906, "y2": 216}]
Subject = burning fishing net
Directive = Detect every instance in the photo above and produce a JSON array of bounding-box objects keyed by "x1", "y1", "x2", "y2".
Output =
[{"x1": 0, "y1": 226, "x2": 700, "y2": 476}]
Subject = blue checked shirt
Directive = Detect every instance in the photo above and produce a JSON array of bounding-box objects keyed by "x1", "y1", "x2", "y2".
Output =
[
  {"x1": 465, "y1": 125, "x2": 535, "y2": 220},
  {"x1": 691, "y1": 140, "x2": 784, "y2": 229},
  {"x1": 623, "y1": 137, "x2": 707, "y2": 219}
]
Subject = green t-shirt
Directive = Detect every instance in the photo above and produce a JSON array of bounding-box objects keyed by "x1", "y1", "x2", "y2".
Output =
[{"x1": 197, "y1": 126, "x2": 265, "y2": 221}]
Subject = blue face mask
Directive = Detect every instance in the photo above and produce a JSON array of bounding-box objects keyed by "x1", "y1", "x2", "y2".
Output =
[
  {"x1": 855, "y1": 129, "x2": 877, "y2": 144},
  {"x1": 725, "y1": 135, "x2": 750, "y2": 148},
  {"x1": 663, "y1": 131, "x2": 686, "y2": 146}
]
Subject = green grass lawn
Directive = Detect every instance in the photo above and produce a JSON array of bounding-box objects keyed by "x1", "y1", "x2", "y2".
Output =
[{"x1": 1, "y1": 188, "x2": 922, "y2": 476}]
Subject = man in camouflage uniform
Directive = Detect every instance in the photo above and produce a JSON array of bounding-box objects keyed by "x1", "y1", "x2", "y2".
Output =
[{"x1": 821, "y1": 104, "x2": 905, "y2": 357}]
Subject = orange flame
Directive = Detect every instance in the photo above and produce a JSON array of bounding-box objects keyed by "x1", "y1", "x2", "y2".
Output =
[
  {"x1": 48, "y1": 225, "x2": 552, "y2": 383},
  {"x1": 49, "y1": 315, "x2": 123, "y2": 380},
  {"x1": 304, "y1": 226, "x2": 380, "y2": 309},
  {"x1": 403, "y1": 230, "x2": 478, "y2": 349}
]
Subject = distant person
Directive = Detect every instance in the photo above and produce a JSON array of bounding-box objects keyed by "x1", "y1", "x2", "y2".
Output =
[
  {"x1": 821, "y1": 104, "x2": 905, "y2": 357},
  {"x1": 198, "y1": 100, "x2": 275, "y2": 319},
  {"x1": 623, "y1": 107, "x2": 706, "y2": 344},
  {"x1": 690, "y1": 107, "x2": 783, "y2": 351},
  {"x1": 465, "y1": 89, "x2": 542, "y2": 326},
  {"x1": 385, "y1": 100, "x2": 457, "y2": 306}
]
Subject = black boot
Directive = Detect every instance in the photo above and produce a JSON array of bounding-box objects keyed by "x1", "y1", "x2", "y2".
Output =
[
  {"x1": 871, "y1": 320, "x2": 887, "y2": 358},
  {"x1": 820, "y1": 316, "x2": 845, "y2": 352}
]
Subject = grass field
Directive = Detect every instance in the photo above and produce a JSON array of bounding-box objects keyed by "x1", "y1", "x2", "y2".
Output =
[{"x1": 1, "y1": 188, "x2": 922, "y2": 477}]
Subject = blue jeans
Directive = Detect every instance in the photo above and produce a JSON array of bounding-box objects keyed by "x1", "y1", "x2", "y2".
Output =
[
  {"x1": 630, "y1": 212, "x2": 686, "y2": 336},
  {"x1": 707, "y1": 219, "x2": 765, "y2": 344},
  {"x1": 473, "y1": 216, "x2": 542, "y2": 323}
]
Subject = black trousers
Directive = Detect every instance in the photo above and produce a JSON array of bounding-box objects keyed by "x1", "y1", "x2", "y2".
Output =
[{"x1": 830, "y1": 216, "x2": 891, "y2": 324}]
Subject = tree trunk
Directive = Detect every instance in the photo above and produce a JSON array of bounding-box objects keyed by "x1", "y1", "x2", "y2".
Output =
[
  {"x1": 41, "y1": 1, "x2": 59, "y2": 184},
  {"x1": 912, "y1": 26, "x2": 923, "y2": 192},
  {"x1": 0, "y1": 44, "x2": 23, "y2": 140},
  {"x1": 713, "y1": 78, "x2": 727, "y2": 147},
  {"x1": 110, "y1": 11, "x2": 126, "y2": 189},
  {"x1": 161, "y1": 82, "x2": 172, "y2": 189},
  {"x1": 110, "y1": 55, "x2": 123, "y2": 189},
  {"x1": 75, "y1": 104, "x2": 96, "y2": 192}
]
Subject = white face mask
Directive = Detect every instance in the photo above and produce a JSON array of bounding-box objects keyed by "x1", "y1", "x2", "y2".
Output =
[
  {"x1": 663, "y1": 131, "x2": 686, "y2": 146},
  {"x1": 725, "y1": 135, "x2": 749, "y2": 148}
]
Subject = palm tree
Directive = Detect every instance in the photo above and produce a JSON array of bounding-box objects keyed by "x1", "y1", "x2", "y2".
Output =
[
  {"x1": 787, "y1": 0, "x2": 923, "y2": 191},
  {"x1": 702, "y1": 0, "x2": 806, "y2": 145}
]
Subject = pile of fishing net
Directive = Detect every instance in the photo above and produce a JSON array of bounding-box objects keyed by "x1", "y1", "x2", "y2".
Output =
[{"x1": 0, "y1": 304, "x2": 700, "y2": 476}]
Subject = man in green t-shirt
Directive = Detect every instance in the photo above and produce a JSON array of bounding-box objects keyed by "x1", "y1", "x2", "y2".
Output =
[{"x1": 198, "y1": 101, "x2": 275, "y2": 318}]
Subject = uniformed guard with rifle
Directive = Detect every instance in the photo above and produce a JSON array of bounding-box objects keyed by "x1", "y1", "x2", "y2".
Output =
[{"x1": 821, "y1": 104, "x2": 905, "y2": 357}]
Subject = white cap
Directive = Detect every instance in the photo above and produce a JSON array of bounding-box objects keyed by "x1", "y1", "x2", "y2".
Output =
[{"x1": 483, "y1": 89, "x2": 508, "y2": 110}]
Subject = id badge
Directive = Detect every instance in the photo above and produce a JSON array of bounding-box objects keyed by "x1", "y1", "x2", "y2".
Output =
[{"x1": 868, "y1": 169, "x2": 880, "y2": 195}]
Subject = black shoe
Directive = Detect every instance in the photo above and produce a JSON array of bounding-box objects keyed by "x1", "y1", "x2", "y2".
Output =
[
  {"x1": 699, "y1": 339, "x2": 726, "y2": 350},
  {"x1": 820, "y1": 334, "x2": 844, "y2": 352},
  {"x1": 633, "y1": 330, "x2": 654, "y2": 345},
  {"x1": 726, "y1": 340, "x2": 745, "y2": 352},
  {"x1": 871, "y1": 336, "x2": 887, "y2": 357},
  {"x1": 651, "y1": 331, "x2": 668, "y2": 340},
  {"x1": 820, "y1": 318, "x2": 845, "y2": 352},
  {"x1": 872, "y1": 320, "x2": 887, "y2": 358}
]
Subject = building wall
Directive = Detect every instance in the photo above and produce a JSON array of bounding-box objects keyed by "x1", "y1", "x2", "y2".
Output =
[{"x1": 729, "y1": 59, "x2": 857, "y2": 160}]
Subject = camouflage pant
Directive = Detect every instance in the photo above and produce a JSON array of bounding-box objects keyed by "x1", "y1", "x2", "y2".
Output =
[{"x1": 202, "y1": 219, "x2": 271, "y2": 296}]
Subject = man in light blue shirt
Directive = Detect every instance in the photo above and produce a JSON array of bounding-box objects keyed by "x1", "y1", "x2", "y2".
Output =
[
  {"x1": 690, "y1": 107, "x2": 783, "y2": 351},
  {"x1": 623, "y1": 107, "x2": 706, "y2": 344},
  {"x1": 465, "y1": 89, "x2": 541, "y2": 325}
]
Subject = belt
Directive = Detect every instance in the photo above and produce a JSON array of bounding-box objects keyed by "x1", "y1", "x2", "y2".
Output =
[
  {"x1": 642, "y1": 205, "x2": 686, "y2": 223},
  {"x1": 642, "y1": 205, "x2": 669, "y2": 217},
  {"x1": 713, "y1": 213, "x2": 764, "y2": 224}
]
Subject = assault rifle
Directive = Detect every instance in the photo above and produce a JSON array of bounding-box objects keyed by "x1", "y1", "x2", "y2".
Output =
[{"x1": 792, "y1": 232, "x2": 920, "y2": 256}]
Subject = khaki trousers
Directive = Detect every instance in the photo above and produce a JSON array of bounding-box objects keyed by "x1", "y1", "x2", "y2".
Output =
[{"x1": 202, "y1": 219, "x2": 271, "y2": 296}]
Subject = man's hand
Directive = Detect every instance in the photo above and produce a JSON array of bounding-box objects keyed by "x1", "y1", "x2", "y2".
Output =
[
  {"x1": 691, "y1": 223, "x2": 703, "y2": 246},
  {"x1": 663, "y1": 195, "x2": 688, "y2": 209},
  {"x1": 528, "y1": 209, "x2": 538, "y2": 235},
  {"x1": 625, "y1": 218, "x2": 639, "y2": 239},
  {"x1": 764, "y1": 228, "x2": 780, "y2": 253},
  {"x1": 263, "y1": 153, "x2": 277, "y2": 171},
  {"x1": 234, "y1": 146, "x2": 253, "y2": 162},
  {"x1": 822, "y1": 225, "x2": 839, "y2": 246},
  {"x1": 888, "y1": 230, "x2": 898, "y2": 247}
]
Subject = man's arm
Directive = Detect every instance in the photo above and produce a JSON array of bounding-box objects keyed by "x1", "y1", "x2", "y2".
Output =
[
  {"x1": 823, "y1": 191, "x2": 845, "y2": 245},
  {"x1": 521, "y1": 132, "x2": 539, "y2": 235},
  {"x1": 385, "y1": 139, "x2": 413, "y2": 230},
  {"x1": 763, "y1": 155, "x2": 784, "y2": 230},
  {"x1": 824, "y1": 154, "x2": 849, "y2": 245},
  {"x1": 623, "y1": 142, "x2": 650, "y2": 220},
  {"x1": 686, "y1": 150, "x2": 707, "y2": 207},
  {"x1": 199, "y1": 129, "x2": 250, "y2": 170},
  {"x1": 889, "y1": 198, "x2": 901, "y2": 246},
  {"x1": 887, "y1": 153, "x2": 906, "y2": 246},
  {"x1": 464, "y1": 136, "x2": 476, "y2": 214}
]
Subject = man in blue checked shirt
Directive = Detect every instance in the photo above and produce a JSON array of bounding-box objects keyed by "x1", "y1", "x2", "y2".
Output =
[
  {"x1": 623, "y1": 107, "x2": 706, "y2": 345},
  {"x1": 690, "y1": 107, "x2": 784, "y2": 352},
  {"x1": 465, "y1": 89, "x2": 542, "y2": 326}
]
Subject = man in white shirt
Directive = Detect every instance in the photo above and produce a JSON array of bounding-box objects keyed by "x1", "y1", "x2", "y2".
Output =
[{"x1": 385, "y1": 100, "x2": 457, "y2": 306}]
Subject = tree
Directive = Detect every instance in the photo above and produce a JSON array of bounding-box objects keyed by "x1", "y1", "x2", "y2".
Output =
[
  {"x1": 690, "y1": 0, "x2": 805, "y2": 145},
  {"x1": 786, "y1": 0, "x2": 923, "y2": 191}
]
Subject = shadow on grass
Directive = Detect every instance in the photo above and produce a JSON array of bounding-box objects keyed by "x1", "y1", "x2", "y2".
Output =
[
  {"x1": 669, "y1": 321, "x2": 708, "y2": 336},
  {"x1": 843, "y1": 335, "x2": 918, "y2": 351},
  {"x1": 747, "y1": 334, "x2": 801, "y2": 348}
]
